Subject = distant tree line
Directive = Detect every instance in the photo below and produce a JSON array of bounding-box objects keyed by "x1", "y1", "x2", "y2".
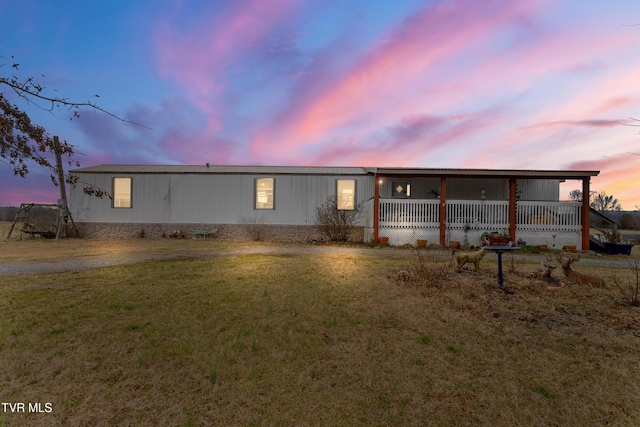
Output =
[
  {"x1": 0, "y1": 205, "x2": 59, "y2": 223},
  {"x1": 0, "y1": 206, "x2": 18, "y2": 222},
  {"x1": 617, "y1": 212, "x2": 640, "y2": 230},
  {"x1": 569, "y1": 189, "x2": 640, "y2": 230}
]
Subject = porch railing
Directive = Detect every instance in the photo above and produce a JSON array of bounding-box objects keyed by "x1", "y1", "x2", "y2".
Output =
[
  {"x1": 516, "y1": 201, "x2": 582, "y2": 232},
  {"x1": 378, "y1": 199, "x2": 582, "y2": 231},
  {"x1": 446, "y1": 200, "x2": 508, "y2": 230},
  {"x1": 379, "y1": 199, "x2": 439, "y2": 229}
]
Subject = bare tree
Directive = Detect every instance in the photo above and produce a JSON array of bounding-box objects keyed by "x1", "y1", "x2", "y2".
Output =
[
  {"x1": 568, "y1": 189, "x2": 582, "y2": 202},
  {"x1": 590, "y1": 191, "x2": 622, "y2": 214},
  {"x1": 568, "y1": 189, "x2": 597, "y2": 203},
  {"x1": 1, "y1": 50, "x2": 142, "y2": 197}
]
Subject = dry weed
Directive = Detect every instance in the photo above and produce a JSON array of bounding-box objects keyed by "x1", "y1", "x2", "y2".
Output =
[
  {"x1": 613, "y1": 256, "x2": 640, "y2": 306},
  {"x1": 395, "y1": 248, "x2": 454, "y2": 288}
]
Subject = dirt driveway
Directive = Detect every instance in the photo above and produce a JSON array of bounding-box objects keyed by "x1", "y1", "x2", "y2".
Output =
[
  {"x1": 0, "y1": 241, "x2": 406, "y2": 275},
  {"x1": 0, "y1": 239, "x2": 635, "y2": 276}
]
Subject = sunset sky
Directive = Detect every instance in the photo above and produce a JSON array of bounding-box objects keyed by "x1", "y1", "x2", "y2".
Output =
[{"x1": 1, "y1": 0, "x2": 639, "y2": 208}]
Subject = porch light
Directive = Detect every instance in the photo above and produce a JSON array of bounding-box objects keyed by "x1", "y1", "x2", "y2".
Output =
[{"x1": 480, "y1": 187, "x2": 486, "y2": 200}]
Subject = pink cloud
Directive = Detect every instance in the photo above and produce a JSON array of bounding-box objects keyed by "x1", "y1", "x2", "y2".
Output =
[
  {"x1": 306, "y1": 110, "x2": 502, "y2": 168},
  {"x1": 566, "y1": 154, "x2": 634, "y2": 172},
  {"x1": 522, "y1": 119, "x2": 622, "y2": 130},
  {"x1": 153, "y1": 0, "x2": 300, "y2": 127},
  {"x1": 149, "y1": 0, "x2": 307, "y2": 168},
  {"x1": 597, "y1": 97, "x2": 639, "y2": 113},
  {"x1": 248, "y1": 0, "x2": 553, "y2": 161}
]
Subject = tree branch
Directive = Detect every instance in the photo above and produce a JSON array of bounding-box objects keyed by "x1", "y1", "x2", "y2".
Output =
[{"x1": 0, "y1": 76, "x2": 152, "y2": 129}]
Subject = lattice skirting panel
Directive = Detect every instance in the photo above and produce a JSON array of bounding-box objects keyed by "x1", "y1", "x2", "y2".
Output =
[
  {"x1": 373, "y1": 228, "x2": 440, "y2": 246},
  {"x1": 515, "y1": 231, "x2": 581, "y2": 250},
  {"x1": 374, "y1": 227, "x2": 582, "y2": 250}
]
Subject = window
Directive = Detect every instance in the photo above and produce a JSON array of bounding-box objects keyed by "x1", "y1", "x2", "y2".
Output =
[
  {"x1": 113, "y1": 177, "x2": 132, "y2": 208},
  {"x1": 391, "y1": 181, "x2": 411, "y2": 198},
  {"x1": 255, "y1": 178, "x2": 274, "y2": 209},
  {"x1": 337, "y1": 179, "x2": 356, "y2": 210}
]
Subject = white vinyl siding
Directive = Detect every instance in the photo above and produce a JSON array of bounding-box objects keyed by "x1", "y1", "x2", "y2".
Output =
[{"x1": 70, "y1": 172, "x2": 373, "y2": 225}]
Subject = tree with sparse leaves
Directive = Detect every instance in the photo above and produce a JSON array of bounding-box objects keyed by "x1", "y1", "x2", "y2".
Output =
[
  {"x1": 1, "y1": 51, "x2": 137, "y2": 198},
  {"x1": 590, "y1": 191, "x2": 622, "y2": 214},
  {"x1": 568, "y1": 189, "x2": 583, "y2": 202}
]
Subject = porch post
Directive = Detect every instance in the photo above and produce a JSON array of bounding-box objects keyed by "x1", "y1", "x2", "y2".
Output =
[
  {"x1": 439, "y1": 177, "x2": 447, "y2": 246},
  {"x1": 508, "y1": 178, "x2": 516, "y2": 243},
  {"x1": 374, "y1": 173, "x2": 380, "y2": 244},
  {"x1": 582, "y1": 177, "x2": 590, "y2": 250}
]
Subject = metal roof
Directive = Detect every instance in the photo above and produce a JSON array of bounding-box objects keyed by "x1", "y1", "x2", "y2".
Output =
[
  {"x1": 72, "y1": 164, "x2": 599, "y2": 179},
  {"x1": 72, "y1": 164, "x2": 375, "y2": 175},
  {"x1": 375, "y1": 167, "x2": 599, "y2": 179}
]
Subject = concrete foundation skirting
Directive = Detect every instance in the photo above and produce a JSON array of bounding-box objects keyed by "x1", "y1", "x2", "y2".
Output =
[{"x1": 72, "y1": 222, "x2": 364, "y2": 242}]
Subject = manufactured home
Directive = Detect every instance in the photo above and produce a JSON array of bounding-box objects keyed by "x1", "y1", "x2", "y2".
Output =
[{"x1": 68, "y1": 165, "x2": 598, "y2": 249}]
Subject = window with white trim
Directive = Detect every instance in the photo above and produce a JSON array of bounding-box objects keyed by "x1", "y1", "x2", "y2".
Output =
[
  {"x1": 255, "y1": 178, "x2": 274, "y2": 209},
  {"x1": 337, "y1": 179, "x2": 356, "y2": 210},
  {"x1": 113, "y1": 177, "x2": 132, "y2": 208}
]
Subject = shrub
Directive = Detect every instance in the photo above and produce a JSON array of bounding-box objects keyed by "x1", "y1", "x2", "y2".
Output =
[
  {"x1": 239, "y1": 215, "x2": 267, "y2": 241},
  {"x1": 613, "y1": 256, "x2": 640, "y2": 306},
  {"x1": 314, "y1": 196, "x2": 363, "y2": 242},
  {"x1": 396, "y1": 248, "x2": 452, "y2": 288},
  {"x1": 601, "y1": 224, "x2": 622, "y2": 243}
]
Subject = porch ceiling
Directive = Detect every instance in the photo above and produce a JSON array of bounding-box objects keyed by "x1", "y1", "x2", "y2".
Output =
[{"x1": 374, "y1": 168, "x2": 599, "y2": 180}]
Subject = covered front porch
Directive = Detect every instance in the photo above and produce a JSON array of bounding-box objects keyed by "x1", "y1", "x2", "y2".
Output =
[{"x1": 364, "y1": 168, "x2": 598, "y2": 250}]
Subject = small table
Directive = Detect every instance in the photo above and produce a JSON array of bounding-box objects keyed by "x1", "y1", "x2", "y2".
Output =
[{"x1": 480, "y1": 245, "x2": 519, "y2": 288}]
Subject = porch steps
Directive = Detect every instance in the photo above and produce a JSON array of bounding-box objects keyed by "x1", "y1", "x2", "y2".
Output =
[{"x1": 589, "y1": 236, "x2": 607, "y2": 253}]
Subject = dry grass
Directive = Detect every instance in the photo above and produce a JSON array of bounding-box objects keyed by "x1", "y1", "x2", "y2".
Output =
[
  {"x1": 0, "y1": 229, "x2": 247, "y2": 263},
  {"x1": 0, "y1": 221, "x2": 23, "y2": 241},
  {"x1": 1, "y1": 240, "x2": 640, "y2": 426}
]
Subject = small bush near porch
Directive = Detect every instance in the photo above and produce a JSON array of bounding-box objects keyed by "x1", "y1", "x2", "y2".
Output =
[
  {"x1": 0, "y1": 240, "x2": 639, "y2": 426},
  {"x1": 314, "y1": 195, "x2": 363, "y2": 241}
]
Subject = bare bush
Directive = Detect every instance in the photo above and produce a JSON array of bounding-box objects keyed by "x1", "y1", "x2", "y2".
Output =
[
  {"x1": 613, "y1": 257, "x2": 640, "y2": 306},
  {"x1": 239, "y1": 215, "x2": 267, "y2": 241},
  {"x1": 314, "y1": 196, "x2": 363, "y2": 242},
  {"x1": 396, "y1": 248, "x2": 452, "y2": 288},
  {"x1": 506, "y1": 253, "x2": 521, "y2": 275}
]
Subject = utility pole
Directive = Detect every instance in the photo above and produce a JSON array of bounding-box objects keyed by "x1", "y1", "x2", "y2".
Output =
[{"x1": 53, "y1": 136, "x2": 78, "y2": 239}]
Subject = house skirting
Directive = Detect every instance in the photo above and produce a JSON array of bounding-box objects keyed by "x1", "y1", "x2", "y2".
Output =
[
  {"x1": 72, "y1": 222, "x2": 364, "y2": 242},
  {"x1": 373, "y1": 227, "x2": 582, "y2": 250}
]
